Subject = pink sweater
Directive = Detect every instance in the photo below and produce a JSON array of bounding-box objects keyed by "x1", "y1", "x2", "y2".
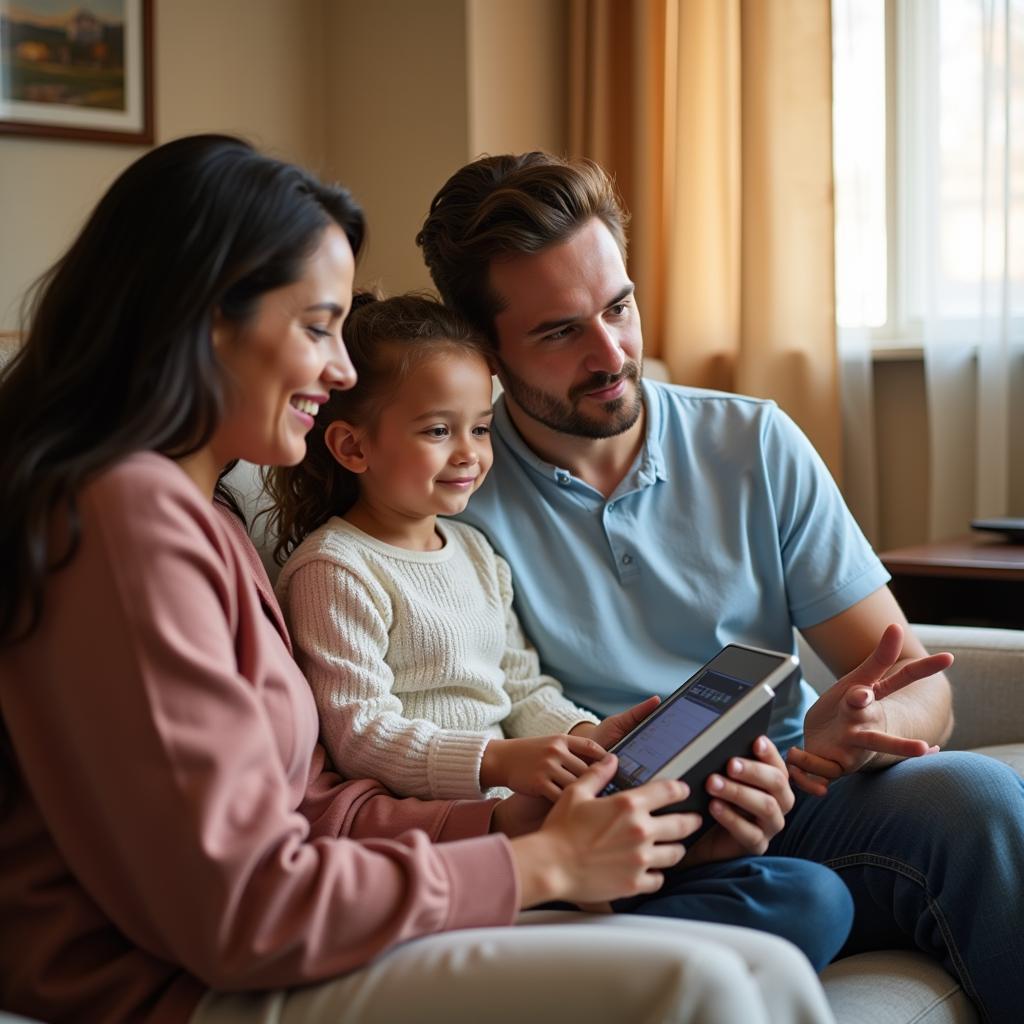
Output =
[{"x1": 0, "y1": 453, "x2": 518, "y2": 1024}]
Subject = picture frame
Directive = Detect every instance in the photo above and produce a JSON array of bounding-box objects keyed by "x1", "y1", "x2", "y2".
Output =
[{"x1": 0, "y1": 0, "x2": 153, "y2": 144}]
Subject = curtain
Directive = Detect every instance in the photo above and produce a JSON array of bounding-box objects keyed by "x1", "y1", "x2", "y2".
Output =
[
  {"x1": 569, "y1": 0, "x2": 842, "y2": 478},
  {"x1": 918, "y1": 0, "x2": 1024, "y2": 539},
  {"x1": 831, "y1": 0, "x2": 885, "y2": 545}
]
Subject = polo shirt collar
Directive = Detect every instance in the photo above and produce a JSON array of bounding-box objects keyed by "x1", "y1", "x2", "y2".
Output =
[{"x1": 492, "y1": 379, "x2": 669, "y2": 488}]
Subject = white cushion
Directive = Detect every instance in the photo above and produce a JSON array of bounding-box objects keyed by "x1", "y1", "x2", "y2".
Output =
[{"x1": 821, "y1": 950, "x2": 977, "y2": 1024}]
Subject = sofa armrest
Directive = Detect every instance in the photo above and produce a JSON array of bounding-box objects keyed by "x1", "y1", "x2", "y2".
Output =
[{"x1": 796, "y1": 624, "x2": 1024, "y2": 751}]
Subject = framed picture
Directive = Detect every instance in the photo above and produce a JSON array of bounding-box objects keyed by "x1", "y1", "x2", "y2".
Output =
[{"x1": 0, "y1": 0, "x2": 153, "y2": 144}]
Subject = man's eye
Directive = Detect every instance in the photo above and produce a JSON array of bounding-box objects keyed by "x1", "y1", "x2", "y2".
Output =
[
  {"x1": 608, "y1": 302, "x2": 629, "y2": 316},
  {"x1": 306, "y1": 326, "x2": 331, "y2": 340},
  {"x1": 543, "y1": 326, "x2": 572, "y2": 342}
]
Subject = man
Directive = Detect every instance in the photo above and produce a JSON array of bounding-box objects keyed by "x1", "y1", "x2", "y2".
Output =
[{"x1": 417, "y1": 152, "x2": 1024, "y2": 1020}]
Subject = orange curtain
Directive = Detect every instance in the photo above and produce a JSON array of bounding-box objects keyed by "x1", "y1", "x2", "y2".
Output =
[{"x1": 569, "y1": 0, "x2": 841, "y2": 478}]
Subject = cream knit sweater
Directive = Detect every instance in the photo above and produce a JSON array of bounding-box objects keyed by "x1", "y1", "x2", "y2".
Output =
[{"x1": 276, "y1": 516, "x2": 599, "y2": 799}]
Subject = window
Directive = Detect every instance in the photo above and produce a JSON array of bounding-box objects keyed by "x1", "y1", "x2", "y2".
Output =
[{"x1": 832, "y1": 0, "x2": 1024, "y2": 350}]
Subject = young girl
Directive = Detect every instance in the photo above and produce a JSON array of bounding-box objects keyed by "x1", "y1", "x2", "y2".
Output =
[{"x1": 270, "y1": 293, "x2": 616, "y2": 801}]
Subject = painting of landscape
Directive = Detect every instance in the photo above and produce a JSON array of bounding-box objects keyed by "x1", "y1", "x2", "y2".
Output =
[{"x1": 0, "y1": 0, "x2": 151, "y2": 143}]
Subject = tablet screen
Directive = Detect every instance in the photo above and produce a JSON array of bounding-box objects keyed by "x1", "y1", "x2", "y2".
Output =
[
  {"x1": 604, "y1": 645, "x2": 789, "y2": 793},
  {"x1": 611, "y1": 669, "x2": 752, "y2": 787}
]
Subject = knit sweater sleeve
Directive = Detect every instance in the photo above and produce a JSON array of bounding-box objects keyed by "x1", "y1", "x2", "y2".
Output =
[
  {"x1": 284, "y1": 558, "x2": 493, "y2": 800},
  {"x1": 493, "y1": 555, "x2": 599, "y2": 737}
]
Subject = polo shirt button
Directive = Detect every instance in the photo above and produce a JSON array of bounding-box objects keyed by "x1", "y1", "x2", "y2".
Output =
[
  {"x1": 556, "y1": 472, "x2": 571, "y2": 486},
  {"x1": 607, "y1": 502, "x2": 616, "y2": 512},
  {"x1": 621, "y1": 554, "x2": 633, "y2": 566}
]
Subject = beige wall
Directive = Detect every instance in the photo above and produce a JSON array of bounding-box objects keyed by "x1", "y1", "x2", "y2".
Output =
[
  {"x1": 322, "y1": 0, "x2": 470, "y2": 296},
  {"x1": 323, "y1": 0, "x2": 569, "y2": 297},
  {"x1": 466, "y1": 0, "x2": 568, "y2": 159},
  {"x1": 1, "y1": 0, "x2": 570, "y2": 325},
  {"x1": 0, "y1": 0, "x2": 326, "y2": 329}
]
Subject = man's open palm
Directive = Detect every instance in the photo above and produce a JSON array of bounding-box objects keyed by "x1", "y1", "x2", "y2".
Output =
[{"x1": 787, "y1": 623, "x2": 953, "y2": 795}]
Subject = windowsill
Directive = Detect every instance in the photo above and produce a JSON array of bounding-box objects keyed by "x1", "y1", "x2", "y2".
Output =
[{"x1": 872, "y1": 345, "x2": 924, "y2": 362}]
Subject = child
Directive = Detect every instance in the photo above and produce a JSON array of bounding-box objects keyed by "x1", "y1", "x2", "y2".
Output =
[{"x1": 269, "y1": 293, "x2": 612, "y2": 800}]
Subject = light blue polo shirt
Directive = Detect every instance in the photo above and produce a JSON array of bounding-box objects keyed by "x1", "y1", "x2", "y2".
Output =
[{"x1": 456, "y1": 380, "x2": 890, "y2": 752}]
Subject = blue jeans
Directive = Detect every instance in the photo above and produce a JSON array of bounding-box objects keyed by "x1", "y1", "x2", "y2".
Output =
[
  {"x1": 766, "y1": 751, "x2": 1024, "y2": 1024},
  {"x1": 613, "y1": 855, "x2": 854, "y2": 972}
]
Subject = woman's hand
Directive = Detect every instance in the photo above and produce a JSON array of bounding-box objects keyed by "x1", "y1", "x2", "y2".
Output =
[
  {"x1": 509, "y1": 755, "x2": 702, "y2": 908},
  {"x1": 491, "y1": 791, "x2": 554, "y2": 839},
  {"x1": 786, "y1": 623, "x2": 952, "y2": 796},
  {"x1": 482, "y1": 734, "x2": 606, "y2": 800},
  {"x1": 683, "y1": 736, "x2": 794, "y2": 865}
]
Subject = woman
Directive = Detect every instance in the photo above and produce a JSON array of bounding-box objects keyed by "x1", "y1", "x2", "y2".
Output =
[{"x1": 0, "y1": 135, "x2": 833, "y2": 1024}]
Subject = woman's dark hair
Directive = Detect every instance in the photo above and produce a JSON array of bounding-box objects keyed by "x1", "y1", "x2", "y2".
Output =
[
  {"x1": 0, "y1": 133, "x2": 364, "y2": 648},
  {"x1": 264, "y1": 293, "x2": 487, "y2": 564}
]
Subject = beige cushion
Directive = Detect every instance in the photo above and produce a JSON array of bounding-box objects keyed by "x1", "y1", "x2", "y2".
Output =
[{"x1": 821, "y1": 951, "x2": 977, "y2": 1024}]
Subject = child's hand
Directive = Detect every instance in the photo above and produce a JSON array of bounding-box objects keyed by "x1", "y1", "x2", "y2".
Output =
[
  {"x1": 571, "y1": 695, "x2": 661, "y2": 751},
  {"x1": 482, "y1": 735, "x2": 606, "y2": 800}
]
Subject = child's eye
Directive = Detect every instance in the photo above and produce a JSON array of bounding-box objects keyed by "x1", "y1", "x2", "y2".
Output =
[
  {"x1": 472, "y1": 425, "x2": 491, "y2": 437},
  {"x1": 424, "y1": 426, "x2": 450, "y2": 438}
]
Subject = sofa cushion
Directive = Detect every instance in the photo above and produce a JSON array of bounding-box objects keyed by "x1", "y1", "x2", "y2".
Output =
[
  {"x1": 821, "y1": 950, "x2": 977, "y2": 1024},
  {"x1": 969, "y1": 743, "x2": 1024, "y2": 777}
]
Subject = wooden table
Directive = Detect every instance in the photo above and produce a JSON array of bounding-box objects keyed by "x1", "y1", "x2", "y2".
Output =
[{"x1": 879, "y1": 533, "x2": 1024, "y2": 630}]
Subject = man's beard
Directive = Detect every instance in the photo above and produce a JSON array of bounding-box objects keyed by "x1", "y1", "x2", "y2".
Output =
[{"x1": 495, "y1": 357, "x2": 644, "y2": 439}]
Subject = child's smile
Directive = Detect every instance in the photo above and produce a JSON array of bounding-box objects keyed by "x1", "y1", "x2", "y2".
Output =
[{"x1": 343, "y1": 349, "x2": 494, "y2": 549}]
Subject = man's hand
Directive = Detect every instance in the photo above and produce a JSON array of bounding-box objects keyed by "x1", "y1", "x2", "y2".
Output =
[
  {"x1": 481, "y1": 734, "x2": 606, "y2": 800},
  {"x1": 682, "y1": 736, "x2": 794, "y2": 865},
  {"x1": 570, "y1": 695, "x2": 661, "y2": 750},
  {"x1": 787, "y1": 622, "x2": 953, "y2": 796}
]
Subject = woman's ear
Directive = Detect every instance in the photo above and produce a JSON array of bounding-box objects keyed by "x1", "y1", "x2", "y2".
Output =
[
  {"x1": 210, "y1": 309, "x2": 234, "y2": 352},
  {"x1": 324, "y1": 420, "x2": 368, "y2": 473}
]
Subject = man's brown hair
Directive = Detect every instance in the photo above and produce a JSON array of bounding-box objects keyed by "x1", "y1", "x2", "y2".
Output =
[{"x1": 416, "y1": 152, "x2": 630, "y2": 347}]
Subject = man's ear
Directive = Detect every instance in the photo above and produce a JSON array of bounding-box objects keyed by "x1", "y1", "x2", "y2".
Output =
[
  {"x1": 324, "y1": 419, "x2": 368, "y2": 473},
  {"x1": 485, "y1": 344, "x2": 500, "y2": 376}
]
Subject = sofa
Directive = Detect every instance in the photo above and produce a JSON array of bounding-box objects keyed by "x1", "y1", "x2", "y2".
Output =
[
  {"x1": 799, "y1": 625, "x2": 1024, "y2": 1024},
  {"x1": 2, "y1": 333, "x2": 1022, "y2": 1022},
  {"x1": 228, "y1": 446, "x2": 1024, "y2": 1024}
]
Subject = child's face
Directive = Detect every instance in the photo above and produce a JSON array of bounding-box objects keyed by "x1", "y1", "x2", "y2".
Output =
[{"x1": 358, "y1": 350, "x2": 494, "y2": 520}]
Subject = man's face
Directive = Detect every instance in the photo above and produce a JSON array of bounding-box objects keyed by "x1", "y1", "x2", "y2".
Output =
[{"x1": 489, "y1": 217, "x2": 643, "y2": 439}]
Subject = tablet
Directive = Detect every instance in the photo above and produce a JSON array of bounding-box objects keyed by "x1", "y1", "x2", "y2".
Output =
[{"x1": 601, "y1": 644, "x2": 799, "y2": 816}]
